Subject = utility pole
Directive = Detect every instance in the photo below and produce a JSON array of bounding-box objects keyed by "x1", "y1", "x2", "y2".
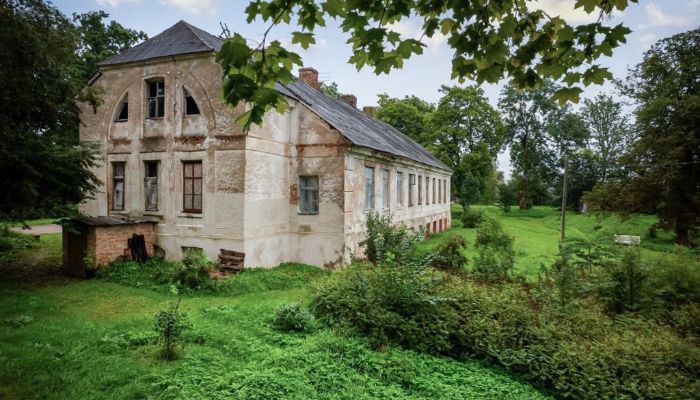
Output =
[{"x1": 560, "y1": 155, "x2": 568, "y2": 240}]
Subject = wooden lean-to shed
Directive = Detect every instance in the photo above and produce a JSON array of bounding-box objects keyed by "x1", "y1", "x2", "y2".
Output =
[{"x1": 62, "y1": 216, "x2": 157, "y2": 277}]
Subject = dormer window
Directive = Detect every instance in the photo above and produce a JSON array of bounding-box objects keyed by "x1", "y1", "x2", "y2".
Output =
[
  {"x1": 147, "y1": 80, "x2": 165, "y2": 119},
  {"x1": 184, "y1": 88, "x2": 200, "y2": 115},
  {"x1": 115, "y1": 96, "x2": 128, "y2": 122}
]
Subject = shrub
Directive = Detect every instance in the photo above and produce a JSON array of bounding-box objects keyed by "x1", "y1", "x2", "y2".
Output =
[
  {"x1": 430, "y1": 235, "x2": 467, "y2": 273},
  {"x1": 596, "y1": 247, "x2": 649, "y2": 313},
  {"x1": 271, "y1": 303, "x2": 316, "y2": 332},
  {"x1": 0, "y1": 228, "x2": 34, "y2": 253},
  {"x1": 360, "y1": 210, "x2": 420, "y2": 265},
  {"x1": 154, "y1": 299, "x2": 190, "y2": 360},
  {"x1": 460, "y1": 208, "x2": 484, "y2": 228},
  {"x1": 496, "y1": 182, "x2": 517, "y2": 213},
  {"x1": 171, "y1": 249, "x2": 215, "y2": 290},
  {"x1": 472, "y1": 218, "x2": 515, "y2": 281},
  {"x1": 311, "y1": 258, "x2": 457, "y2": 353}
]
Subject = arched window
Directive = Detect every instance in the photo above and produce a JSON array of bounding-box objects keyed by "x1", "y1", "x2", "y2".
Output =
[
  {"x1": 184, "y1": 88, "x2": 200, "y2": 115},
  {"x1": 115, "y1": 95, "x2": 128, "y2": 122}
]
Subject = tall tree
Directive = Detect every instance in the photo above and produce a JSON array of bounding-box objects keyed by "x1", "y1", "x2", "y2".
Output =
[
  {"x1": 217, "y1": 0, "x2": 636, "y2": 130},
  {"x1": 319, "y1": 80, "x2": 341, "y2": 99},
  {"x1": 585, "y1": 29, "x2": 700, "y2": 245},
  {"x1": 375, "y1": 94, "x2": 434, "y2": 147},
  {"x1": 430, "y1": 85, "x2": 504, "y2": 209},
  {"x1": 72, "y1": 10, "x2": 147, "y2": 83},
  {"x1": 581, "y1": 93, "x2": 631, "y2": 182}
]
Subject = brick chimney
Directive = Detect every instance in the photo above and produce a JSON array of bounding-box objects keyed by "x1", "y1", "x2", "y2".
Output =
[
  {"x1": 362, "y1": 106, "x2": 377, "y2": 117},
  {"x1": 340, "y1": 94, "x2": 357, "y2": 109},
  {"x1": 298, "y1": 67, "x2": 319, "y2": 89}
]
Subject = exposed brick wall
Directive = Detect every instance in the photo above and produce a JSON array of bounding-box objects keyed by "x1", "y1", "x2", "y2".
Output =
[{"x1": 91, "y1": 223, "x2": 156, "y2": 267}]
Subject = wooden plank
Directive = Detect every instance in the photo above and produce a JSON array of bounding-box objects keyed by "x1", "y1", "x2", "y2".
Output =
[
  {"x1": 220, "y1": 249, "x2": 245, "y2": 257},
  {"x1": 218, "y1": 254, "x2": 244, "y2": 263}
]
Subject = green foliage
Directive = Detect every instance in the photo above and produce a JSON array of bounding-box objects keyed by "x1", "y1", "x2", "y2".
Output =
[
  {"x1": 497, "y1": 181, "x2": 518, "y2": 212},
  {"x1": 221, "y1": 0, "x2": 635, "y2": 129},
  {"x1": 0, "y1": 229, "x2": 34, "y2": 253},
  {"x1": 359, "y1": 210, "x2": 421, "y2": 265},
  {"x1": 596, "y1": 247, "x2": 649, "y2": 313},
  {"x1": 271, "y1": 303, "x2": 316, "y2": 332},
  {"x1": 375, "y1": 93, "x2": 435, "y2": 147},
  {"x1": 460, "y1": 208, "x2": 484, "y2": 228},
  {"x1": 430, "y1": 235, "x2": 468, "y2": 273},
  {"x1": 585, "y1": 28, "x2": 700, "y2": 245},
  {"x1": 473, "y1": 218, "x2": 516, "y2": 281},
  {"x1": 311, "y1": 260, "x2": 457, "y2": 353},
  {"x1": 154, "y1": 299, "x2": 191, "y2": 360},
  {"x1": 318, "y1": 80, "x2": 340, "y2": 99},
  {"x1": 172, "y1": 249, "x2": 215, "y2": 290}
]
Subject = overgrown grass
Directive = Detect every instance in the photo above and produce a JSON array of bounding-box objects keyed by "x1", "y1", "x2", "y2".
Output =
[
  {"x1": 0, "y1": 233, "x2": 548, "y2": 399},
  {"x1": 419, "y1": 205, "x2": 695, "y2": 279}
]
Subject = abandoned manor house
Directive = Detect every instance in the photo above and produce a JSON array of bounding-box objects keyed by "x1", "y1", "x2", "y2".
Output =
[{"x1": 73, "y1": 21, "x2": 452, "y2": 270}]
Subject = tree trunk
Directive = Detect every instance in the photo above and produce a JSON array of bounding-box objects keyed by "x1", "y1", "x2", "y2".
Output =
[
  {"x1": 519, "y1": 134, "x2": 529, "y2": 209},
  {"x1": 674, "y1": 222, "x2": 691, "y2": 246}
]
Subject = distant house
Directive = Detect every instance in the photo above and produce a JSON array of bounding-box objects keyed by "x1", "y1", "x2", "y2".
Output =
[{"x1": 78, "y1": 21, "x2": 452, "y2": 268}]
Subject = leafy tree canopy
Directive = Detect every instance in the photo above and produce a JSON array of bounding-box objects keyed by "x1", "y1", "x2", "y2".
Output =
[
  {"x1": 319, "y1": 80, "x2": 341, "y2": 98},
  {"x1": 375, "y1": 94, "x2": 435, "y2": 147},
  {"x1": 584, "y1": 28, "x2": 700, "y2": 245},
  {"x1": 218, "y1": 0, "x2": 635, "y2": 130}
]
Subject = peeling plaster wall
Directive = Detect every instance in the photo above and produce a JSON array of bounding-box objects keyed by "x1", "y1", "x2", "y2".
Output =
[{"x1": 343, "y1": 150, "x2": 452, "y2": 260}]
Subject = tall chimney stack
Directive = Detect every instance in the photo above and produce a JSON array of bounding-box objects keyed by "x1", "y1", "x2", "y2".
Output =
[
  {"x1": 298, "y1": 67, "x2": 319, "y2": 89},
  {"x1": 340, "y1": 94, "x2": 357, "y2": 109}
]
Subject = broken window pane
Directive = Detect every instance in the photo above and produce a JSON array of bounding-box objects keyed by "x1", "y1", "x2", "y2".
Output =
[
  {"x1": 184, "y1": 88, "x2": 200, "y2": 115},
  {"x1": 299, "y1": 175, "x2": 319, "y2": 214},
  {"x1": 147, "y1": 80, "x2": 165, "y2": 118},
  {"x1": 144, "y1": 161, "x2": 158, "y2": 211},
  {"x1": 112, "y1": 162, "x2": 125, "y2": 210}
]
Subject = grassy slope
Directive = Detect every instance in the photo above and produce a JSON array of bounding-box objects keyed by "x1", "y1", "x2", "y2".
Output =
[
  {"x1": 0, "y1": 233, "x2": 548, "y2": 400},
  {"x1": 419, "y1": 205, "x2": 693, "y2": 279}
]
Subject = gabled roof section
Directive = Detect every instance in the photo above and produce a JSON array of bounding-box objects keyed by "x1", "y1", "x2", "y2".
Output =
[
  {"x1": 98, "y1": 20, "x2": 223, "y2": 67},
  {"x1": 279, "y1": 81, "x2": 451, "y2": 171}
]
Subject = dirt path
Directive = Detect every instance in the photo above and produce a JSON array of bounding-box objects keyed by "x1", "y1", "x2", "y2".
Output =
[{"x1": 11, "y1": 224, "x2": 62, "y2": 235}]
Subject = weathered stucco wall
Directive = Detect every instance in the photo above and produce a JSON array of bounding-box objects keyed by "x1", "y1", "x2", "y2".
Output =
[
  {"x1": 78, "y1": 52, "x2": 451, "y2": 269},
  {"x1": 344, "y1": 150, "x2": 452, "y2": 260}
]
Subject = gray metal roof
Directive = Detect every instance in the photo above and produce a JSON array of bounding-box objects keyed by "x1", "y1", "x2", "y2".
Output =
[
  {"x1": 98, "y1": 20, "x2": 223, "y2": 66},
  {"x1": 279, "y1": 81, "x2": 451, "y2": 171}
]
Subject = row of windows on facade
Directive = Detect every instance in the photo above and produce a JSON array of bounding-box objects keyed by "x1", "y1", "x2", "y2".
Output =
[
  {"x1": 115, "y1": 80, "x2": 200, "y2": 121},
  {"x1": 111, "y1": 161, "x2": 320, "y2": 215},
  {"x1": 363, "y1": 166, "x2": 448, "y2": 210},
  {"x1": 111, "y1": 160, "x2": 202, "y2": 213}
]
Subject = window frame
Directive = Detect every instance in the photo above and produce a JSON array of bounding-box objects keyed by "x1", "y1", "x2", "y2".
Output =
[
  {"x1": 432, "y1": 177, "x2": 436, "y2": 204},
  {"x1": 144, "y1": 160, "x2": 159, "y2": 212},
  {"x1": 365, "y1": 166, "x2": 375, "y2": 210},
  {"x1": 408, "y1": 173, "x2": 415, "y2": 207},
  {"x1": 183, "y1": 87, "x2": 201, "y2": 116},
  {"x1": 182, "y1": 160, "x2": 203, "y2": 214},
  {"x1": 382, "y1": 169, "x2": 390, "y2": 209},
  {"x1": 115, "y1": 96, "x2": 129, "y2": 122},
  {"x1": 418, "y1": 175, "x2": 422, "y2": 205},
  {"x1": 396, "y1": 171, "x2": 403, "y2": 207},
  {"x1": 298, "y1": 175, "x2": 320, "y2": 215},
  {"x1": 147, "y1": 80, "x2": 165, "y2": 119},
  {"x1": 425, "y1": 176, "x2": 430, "y2": 205},
  {"x1": 111, "y1": 162, "x2": 126, "y2": 211}
]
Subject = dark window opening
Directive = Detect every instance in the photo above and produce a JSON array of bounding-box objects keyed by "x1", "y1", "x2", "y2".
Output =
[
  {"x1": 184, "y1": 88, "x2": 200, "y2": 115},
  {"x1": 112, "y1": 162, "x2": 126, "y2": 211},
  {"x1": 299, "y1": 175, "x2": 319, "y2": 214},
  {"x1": 148, "y1": 80, "x2": 165, "y2": 118},
  {"x1": 183, "y1": 161, "x2": 202, "y2": 213},
  {"x1": 144, "y1": 161, "x2": 158, "y2": 211},
  {"x1": 115, "y1": 97, "x2": 128, "y2": 121}
]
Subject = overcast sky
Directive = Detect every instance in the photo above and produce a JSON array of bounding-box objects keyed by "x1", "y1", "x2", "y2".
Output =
[{"x1": 54, "y1": 0, "x2": 699, "y2": 177}]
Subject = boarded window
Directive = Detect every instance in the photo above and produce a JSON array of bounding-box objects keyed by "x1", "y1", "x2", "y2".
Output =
[
  {"x1": 112, "y1": 162, "x2": 125, "y2": 210},
  {"x1": 148, "y1": 80, "x2": 165, "y2": 118},
  {"x1": 382, "y1": 169, "x2": 390, "y2": 208},
  {"x1": 418, "y1": 175, "x2": 422, "y2": 205},
  {"x1": 396, "y1": 171, "x2": 403, "y2": 206},
  {"x1": 144, "y1": 161, "x2": 158, "y2": 211},
  {"x1": 299, "y1": 175, "x2": 319, "y2": 214},
  {"x1": 183, "y1": 161, "x2": 202, "y2": 213},
  {"x1": 408, "y1": 174, "x2": 415, "y2": 207},
  {"x1": 115, "y1": 96, "x2": 128, "y2": 121},
  {"x1": 184, "y1": 88, "x2": 200, "y2": 115},
  {"x1": 365, "y1": 167, "x2": 375, "y2": 209}
]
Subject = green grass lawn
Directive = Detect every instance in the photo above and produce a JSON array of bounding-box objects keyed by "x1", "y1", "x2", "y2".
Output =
[
  {"x1": 419, "y1": 205, "x2": 695, "y2": 279},
  {"x1": 0, "y1": 233, "x2": 549, "y2": 399}
]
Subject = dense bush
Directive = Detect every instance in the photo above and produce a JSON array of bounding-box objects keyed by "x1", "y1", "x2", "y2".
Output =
[
  {"x1": 496, "y1": 182, "x2": 518, "y2": 213},
  {"x1": 360, "y1": 210, "x2": 422, "y2": 265},
  {"x1": 172, "y1": 249, "x2": 215, "y2": 290},
  {"x1": 472, "y1": 218, "x2": 515, "y2": 281},
  {"x1": 461, "y1": 208, "x2": 484, "y2": 228},
  {"x1": 271, "y1": 303, "x2": 316, "y2": 332},
  {"x1": 429, "y1": 235, "x2": 468, "y2": 272},
  {"x1": 0, "y1": 228, "x2": 34, "y2": 253}
]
